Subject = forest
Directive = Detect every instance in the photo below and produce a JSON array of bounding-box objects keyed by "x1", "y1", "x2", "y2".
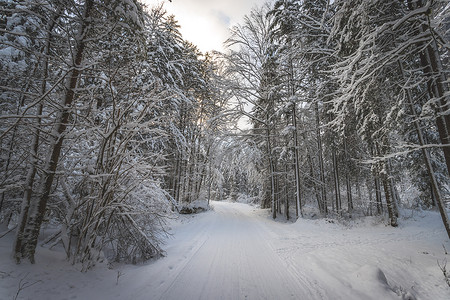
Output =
[{"x1": 1, "y1": 0, "x2": 449, "y2": 275}]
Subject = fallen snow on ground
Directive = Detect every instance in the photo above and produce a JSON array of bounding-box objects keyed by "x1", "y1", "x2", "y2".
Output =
[{"x1": 1, "y1": 201, "x2": 449, "y2": 299}]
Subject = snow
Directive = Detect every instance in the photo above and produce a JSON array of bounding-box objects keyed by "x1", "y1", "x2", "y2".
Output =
[{"x1": 1, "y1": 201, "x2": 449, "y2": 299}]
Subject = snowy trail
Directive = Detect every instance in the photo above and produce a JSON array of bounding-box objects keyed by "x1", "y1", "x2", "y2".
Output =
[
  {"x1": 116, "y1": 201, "x2": 449, "y2": 300},
  {"x1": 131, "y1": 202, "x2": 321, "y2": 300},
  {"x1": 2, "y1": 201, "x2": 450, "y2": 300}
]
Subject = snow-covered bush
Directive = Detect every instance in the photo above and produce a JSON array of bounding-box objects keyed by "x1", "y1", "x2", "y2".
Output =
[{"x1": 179, "y1": 200, "x2": 210, "y2": 214}]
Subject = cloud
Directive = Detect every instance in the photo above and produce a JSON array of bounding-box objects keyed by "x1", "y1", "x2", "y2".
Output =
[
  {"x1": 148, "y1": 0, "x2": 267, "y2": 52},
  {"x1": 212, "y1": 10, "x2": 231, "y2": 26}
]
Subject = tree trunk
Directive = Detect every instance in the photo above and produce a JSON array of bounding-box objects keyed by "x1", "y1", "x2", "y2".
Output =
[
  {"x1": 399, "y1": 60, "x2": 450, "y2": 238},
  {"x1": 346, "y1": 174, "x2": 353, "y2": 215},
  {"x1": 267, "y1": 125, "x2": 276, "y2": 219},
  {"x1": 344, "y1": 138, "x2": 353, "y2": 215},
  {"x1": 332, "y1": 148, "x2": 341, "y2": 215},
  {"x1": 309, "y1": 154, "x2": 322, "y2": 213},
  {"x1": 410, "y1": 0, "x2": 450, "y2": 176},
  {"x1": 374, "y1": 174, "x2": 382, "y2": 215},
  {"x1": 315, "y1": 102, "x2": 327, "y2": 215},
  {"x1": 375, "y1": 143, "x2": 397, "y2": 227},
  {"x1": 276, "y1": 175, "x2": 281, "y2": 214},
  {"x1": 420, "y1": 45, "x2": 450, "y2": 176},
  {"x1": 388, "y1": 159, "x2": 400, "y2": 218},
  {"x1": 366, "y1": 179, "x2": 374, "y2": 216},
  {"x1": 381, "y1": 169, "x2": 398, "y2": 227},
  {"x1": 292, "y1": 104, "x2": 303, "y2": 218},
  {"x1": 173, "y1": 151, "x2": 181, "y2": 203},
  {"x1": 15, "y1": 0, "x2": 93, "y2": 263},
  {"x1": 284, "y1": 164, "x2": 289, "y2": 220}
]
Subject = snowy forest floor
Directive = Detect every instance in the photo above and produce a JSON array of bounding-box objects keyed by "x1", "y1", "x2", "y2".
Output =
[{"x1": 1, "y1": 201, "x2": 450, "y2": 300}]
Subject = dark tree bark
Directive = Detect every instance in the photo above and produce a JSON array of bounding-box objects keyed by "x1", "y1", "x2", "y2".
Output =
[
  {"x1": 399, "y1": 60, "x2": 450, "y2": 238},
  {"x1": 343, "y1": 138, "x2": 353, "y2": 215},
  {"x1": 292, "y1": 104, "x2": 303, "y2": 218},
  {"x1": 315, "y1": 102, "x2": 327, "y2": 215},
  {"x1": 14, "y1": 0, "x2": 94, "y2": 263}
]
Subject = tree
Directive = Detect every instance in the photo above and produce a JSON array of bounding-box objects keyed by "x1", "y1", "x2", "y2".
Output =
[
  {"x1": 329, "y1": 0, "x2": 449, "y2": 228},
  {"x1": 224, "y1": 3, "x2": 283, "y2": 217}
]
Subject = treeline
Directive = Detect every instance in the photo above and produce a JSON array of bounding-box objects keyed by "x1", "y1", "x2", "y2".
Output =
[
  {"x1": 0, "y1": 0, "x2": 228, "y2": 268},
  {"x1": 220, "y1": 0, "x2": 450, "y2": 236},
  {"x1": 1, "y1": 0, "x2": 449, "y2": 269}
]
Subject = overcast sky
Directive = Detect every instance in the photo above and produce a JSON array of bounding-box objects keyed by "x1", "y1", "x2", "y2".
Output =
[{"x1": 150, "y1": 0, "x2": 267, "y2": 53}]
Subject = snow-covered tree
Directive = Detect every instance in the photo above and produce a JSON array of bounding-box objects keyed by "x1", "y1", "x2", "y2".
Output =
[
  {"x1": 329, "y1": 0, "x2": 449, "y2": 230},
  {"x1": 224, "y1": 4, "x2": 275, "y2": 212},
  {"x1": 1, "y1": 0, "x2": 230, "y2": 266}
]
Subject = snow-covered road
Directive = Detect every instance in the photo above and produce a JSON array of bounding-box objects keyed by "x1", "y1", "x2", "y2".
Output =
[
  {"x1": 121, "y1": 201, "x2": 449, "y2": 300},
  {"x1": 2, "y1": 201, "x2": 450, "y2": 299},
  {"x1": 148, "y1": 201, "x2": 320, "y2": 300}
]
